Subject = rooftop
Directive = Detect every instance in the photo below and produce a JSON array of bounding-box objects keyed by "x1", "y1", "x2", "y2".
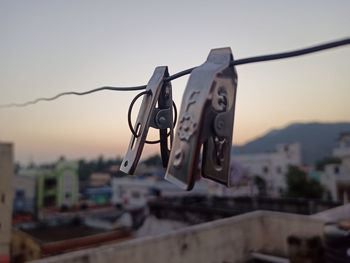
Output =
[{"x1": 22, "y1": 224, "x2": 109, "y2": 243}]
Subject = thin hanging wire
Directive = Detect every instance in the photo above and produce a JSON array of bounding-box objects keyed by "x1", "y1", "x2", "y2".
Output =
[{"x1": 0, "y1": 37, "x2": 349, "y2": 109}]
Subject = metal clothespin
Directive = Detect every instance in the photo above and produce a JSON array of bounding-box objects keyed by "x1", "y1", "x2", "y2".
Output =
[
  {"x1": 121, "y1": 66, "x2": 173, "y2": 174},
  {"x1": 165, "y1": 47, "x2": 238, "y2": 190}
]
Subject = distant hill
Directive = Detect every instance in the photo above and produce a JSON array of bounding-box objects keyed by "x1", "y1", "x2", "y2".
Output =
[{"x1": 233, "y1": 122, "x2": 350, "y2": 165}]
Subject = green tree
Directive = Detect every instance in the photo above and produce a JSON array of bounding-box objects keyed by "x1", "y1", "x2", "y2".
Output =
[
  {"x1": 142, "y1": 154, "x2": 162, "y2": 166},
  {"x1": 78, "y1": 159, "x2": 91, "y2": 182},
  {"x1": 96, "y1": 155, "x2": 105, "y2": 172},
  {"x1": 285, "y1": 166, "x2": 325, "y2": 199}
]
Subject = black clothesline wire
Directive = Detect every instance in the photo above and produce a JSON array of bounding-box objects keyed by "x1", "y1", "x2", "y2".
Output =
[{"x1": 0, "y1": 37, "x2": 349, "y2": 109}]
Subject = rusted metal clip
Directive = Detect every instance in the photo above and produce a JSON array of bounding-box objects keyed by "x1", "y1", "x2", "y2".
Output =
[
  {"x1": 121, "y1": 66, "x2": 173, "y2": 174},
  {"x1": 165, "y1": 47, "x2": 238, "y2": 190}
]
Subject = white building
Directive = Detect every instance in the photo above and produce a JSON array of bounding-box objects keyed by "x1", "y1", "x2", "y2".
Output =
[
  {"x1": 0, "y1": 143, "x2": 14, "y2": 262},
  {"x1": 111, "y1": 178, "x2": 208, "y2": 208},
  {"x1": 333, "y1": 133, "x2": 350, "y2": 166},
  {"x1": 321, "y1": 133, "x2": 350, "y2": 202},
  {"x1": 231, "y1": 143, "x2": 302, "y2": 196}
]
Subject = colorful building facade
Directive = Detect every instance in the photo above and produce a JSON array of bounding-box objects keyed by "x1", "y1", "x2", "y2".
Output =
[{"x1": 36, "y1": 161, "x2": 79, "y2": 210}]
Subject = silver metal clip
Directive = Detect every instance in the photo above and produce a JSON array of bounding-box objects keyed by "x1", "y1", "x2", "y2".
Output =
[
  {"x1": 121, "y1": 66, "x2": 173, "y2": 174},
  {"x1": 165, "y1": 47, "x2": 238, "y2": 190}
]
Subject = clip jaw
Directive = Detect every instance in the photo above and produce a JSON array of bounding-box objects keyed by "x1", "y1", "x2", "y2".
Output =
[
  {"x1": 121, "y1": 66, "x2": 173, "y2": 174},
  {"x1": 165, "y1": 48, "x2": 238, "y2": 190}
]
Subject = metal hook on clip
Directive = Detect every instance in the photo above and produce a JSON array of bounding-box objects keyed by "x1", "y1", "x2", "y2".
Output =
[
  {"x1": 165, "y1": 47, "x2": 238, "y2": 190},
  {"x1": 121, "y1": 66, "x2": 173, "y2": 174}
]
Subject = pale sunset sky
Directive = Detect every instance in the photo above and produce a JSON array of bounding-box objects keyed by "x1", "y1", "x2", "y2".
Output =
[{"x1": 0, "y1": 1, "x2": 349, "y2": 163}]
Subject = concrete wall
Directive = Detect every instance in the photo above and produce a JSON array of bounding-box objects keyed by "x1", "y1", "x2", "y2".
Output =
[
  {"x1": 0, "y1": 143, "x2": 14, "y2": 256},
  {"x1": 312, "y1": 203, "x2": 350, "y2": 222},
  {"x1": 259, "y1": 212, "x2": 324, "y2": 256},
  {"x1": 31, "y1": 211, "x2": 325, "y2": 263}
]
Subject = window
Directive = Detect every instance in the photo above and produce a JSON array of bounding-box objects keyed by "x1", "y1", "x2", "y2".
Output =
[
  {"x1": 263, "y1": 166, "x2": 269, "y2": 174},
  {"x1": 334, "y1": 166, "x2": 340, "y2": 174},
  {"x1": 44, "y1": 178, "x2": 57, "y2": 189},
  {"x1": 1, "y1": 193, "x2": 5, "y2": 203},
  {"x1": 276, "y1": 167, "x2": 282, "y2": 174},
  {"x1": 16, "y1": 189, "x2": 25, "y2": 198}
]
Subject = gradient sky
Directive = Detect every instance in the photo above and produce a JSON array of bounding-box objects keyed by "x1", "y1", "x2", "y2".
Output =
[{"x1": 0, "y1": 1, "x2": 349, "y2": 163}]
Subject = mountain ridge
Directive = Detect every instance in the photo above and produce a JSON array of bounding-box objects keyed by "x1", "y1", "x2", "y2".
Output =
[{"x1": 233, "y1": 122, "x2": 350, "y2": 165}]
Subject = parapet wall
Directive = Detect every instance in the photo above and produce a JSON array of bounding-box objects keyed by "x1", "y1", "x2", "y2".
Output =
[{"x1": 32, "y1": 211, "x2": 325, "y2": 263}]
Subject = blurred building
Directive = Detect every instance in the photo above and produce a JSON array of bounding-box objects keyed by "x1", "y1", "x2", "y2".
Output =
[
  {"x1": 11, "y1": 219, "x2": 131, "y2": 262},
  {"x1": 0, "y1": 143, "x2": 14, "y2": 263},
  {"x1": 13, "y1": 175, "x2": 36, "y2": 215},
  {"x1": 321, "y1": 133, "x2": 350, "y2": 202},
  {"x1": 83, "y1": 186, "x2": 112, "y2": 206},
  {"x1": 36, "y1": 161, "x2": 79, "y2": 210},
  {"x1": 111, "y1": 178, "x2": 208, "y2": 208},
  {"x1": 231, "y1": 143, "x2": 302, "y2": 196},
  {"x1": 89, "y1": 173, "x2": 111, "y2": 187},
  {"x1": 81, "y1": 173, "x2": 113, "y2": 206},
  {"x1": 13, "y1": 161, "x2": 79, "y2": 215}
]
